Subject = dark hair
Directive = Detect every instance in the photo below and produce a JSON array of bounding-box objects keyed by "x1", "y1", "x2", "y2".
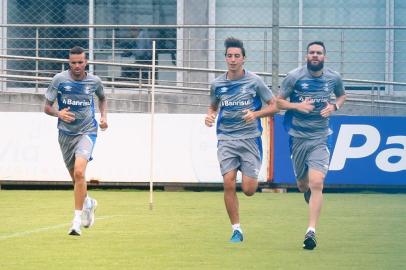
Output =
[
  {"x1": 307, "y1": 41, "x2": 326, "y2": 54},
  {"x1": 69, "y1": 46, "x2": 86, "y2": 56},
  {"x1": 224, "y1": 37, "x2": 246, "y2": 57}
]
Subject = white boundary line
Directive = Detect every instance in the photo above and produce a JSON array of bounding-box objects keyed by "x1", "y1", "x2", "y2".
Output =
[{"x1": 0, "y1": 215, "x2": 120, "y2": 241}]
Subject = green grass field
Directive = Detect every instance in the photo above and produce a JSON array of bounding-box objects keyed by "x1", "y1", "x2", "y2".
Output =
[{"x1": 0, "y1": 190, "x2": 405, "y2": 270}]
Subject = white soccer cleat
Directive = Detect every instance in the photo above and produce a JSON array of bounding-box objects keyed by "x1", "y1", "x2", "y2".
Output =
[
  {"x1": 68, "y1": 219, "x2": 82, "y2": 236},
  {"x1": 82, "y1": 198, "x2": 98, "y2": 228}
]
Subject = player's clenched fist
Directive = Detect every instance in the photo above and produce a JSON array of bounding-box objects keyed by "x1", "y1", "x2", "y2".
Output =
[{"x1": 99, "y1": 117, "x2": 108, "y2": 131}]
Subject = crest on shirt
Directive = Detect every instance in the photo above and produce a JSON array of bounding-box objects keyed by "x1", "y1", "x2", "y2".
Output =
[
  {"x1": 323, "y1": 83, "x2": 329, "y2": 91},
  {"x1": 220, "y1": 87, "x2": 228, "y2": 93},
  {"x1": 64, "y1": 86, "x2": 72, "y2": 91},
  {"x1": 241, "y1": 86, "x2": 256, "y2": 97},
  {"x1": 301, "y1": 83, "x2": 309, "y2": 90},
  {"x1": 84, "y1": 85, "x2": 91, "y2": 94}
]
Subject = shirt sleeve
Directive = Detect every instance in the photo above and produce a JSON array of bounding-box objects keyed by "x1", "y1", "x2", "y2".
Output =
[
  {"x1": 334, "y1": 74, "x2": 345, "y2": 97},
  {"x1": 255, "y1": 76, "x2": 273, "y2": 102},
  {"x1": 209, "y1": 82, "x2": 219, "y2": 107},
  {"x1": 45, "y1": 75, "x2": 59, "y2": 102},
  {"x1": 280, "y1": 73, "x2": 296, "y2": 99},
  {"x1": 94, "y1": 76, "x2": 106, "y2": 99}
]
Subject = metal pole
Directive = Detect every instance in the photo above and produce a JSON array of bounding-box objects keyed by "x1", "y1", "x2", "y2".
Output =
[
  {"x1": 271, "y1": 0, "x2": 279, "y2": 95},
  {"x1": 88, "y1": 0, "x2": 95, "y2": 74},
  {"x1": 298, "y1": 0, "x2": 303, "y2": 67},
  {"x1": 208, "y1": 0, "x2": 216, "y2": 83},
  {"x1": 0, "y1": 0, "x2": 7, "y2": 92},
  {"x1": 371, "y1": 86, "x2": 375, "y2": 115},
  {"x1": 111, "y1": 28, "x2": 115, "y2": 93},
  {"x1": 340, "y1": 31, "x2": 344, "y2": 75},
  {"x1": 377, "y1": 85, "x2": 381, "y2": 115},
  {"x1": 149, "y1": 40, "x2": 157, "y2": 210},
  {"x1": 187, "y1": 29, "x2": 191, "y2": 87},
  {"x1": 35, "y1": 28, "x2": 39, "y2": 92},
  {"x1": 385, "y1": 0, "x2": 394, "y2": 95},
  {"x1": 264, "y1": 31, "x2": 268, "y2": 74}
]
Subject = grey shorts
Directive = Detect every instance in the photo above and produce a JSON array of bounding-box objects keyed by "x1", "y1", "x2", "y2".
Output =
[
  {"x1": 58, "y1": 131, "x2": 97, "y2": 170},
  {"x1": 289, "y1": 136, "x2": 330, "y2": 181},
  {"x1": 217, "y1": 137, "x2": 263, "y2": 179}
]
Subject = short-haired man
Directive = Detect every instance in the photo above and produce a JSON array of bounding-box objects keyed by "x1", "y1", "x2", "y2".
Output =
[
  {"x1": 277, "y1": 41, "x2": 346, "y2": 249},
  {"x1": 44, "y1": 46, "x2": 108, "y2": 236},
  {"x1": 205, "y1": 37, "x2": 278, "y2": 243}
]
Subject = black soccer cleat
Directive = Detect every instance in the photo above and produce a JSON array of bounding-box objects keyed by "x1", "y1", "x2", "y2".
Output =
[
  {"x1": 68, "y1": 228, "x2": 81, "y2": 236},
  {"x1": 304, "y1": 189, "x2": 311, "y2": 204},
  {"x1": 303, "y1": 230, "x2": 317, "y2": 250}
]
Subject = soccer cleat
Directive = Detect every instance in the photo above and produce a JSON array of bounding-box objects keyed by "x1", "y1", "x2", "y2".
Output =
[
  {"x1": 303, "y1": 230, "x2": 317, "y2": 250},
  {"x1": 82, "y1": 198, "x2": 98, "y2": 228},
  {"x1": 229, "y1": 230, "x2": 244, "y2": 243},
  {"x1": 68, "y1": 220, "x2": 82, "y2": 236},
  {"x1": 304, "y1": 189, "x2": 311, "y2": 204}
]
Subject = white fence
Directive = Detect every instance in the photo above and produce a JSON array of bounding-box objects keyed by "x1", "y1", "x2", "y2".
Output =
[{"x1": 0, "y1": 112, "x2": 270, "y2": 183}]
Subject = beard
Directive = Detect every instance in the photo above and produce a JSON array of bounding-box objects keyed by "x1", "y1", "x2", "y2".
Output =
[{"x1": 307, "y1": 60, "x2": 324, "y2": 72}]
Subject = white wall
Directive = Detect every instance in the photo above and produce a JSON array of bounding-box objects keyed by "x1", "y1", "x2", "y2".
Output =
[{"x1": 0, "y1": 113, "x2": 269, "y2": 183}]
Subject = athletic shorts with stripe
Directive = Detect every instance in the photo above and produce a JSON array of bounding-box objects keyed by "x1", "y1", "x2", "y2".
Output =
[
  {"x1": 58, "y1": 131, "x2": 97, "y2": 170},
  {"x1": 217, "y1": 137, "x2": 263, "y2": 179},
  {"x1": 289, "y1": 136, "x2": 330, "y2": 181}
]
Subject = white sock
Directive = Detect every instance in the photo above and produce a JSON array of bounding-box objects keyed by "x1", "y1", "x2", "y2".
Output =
[
  {"x1": 83, "y1": 196, "x2": 91, "y2": 209},
  {"x1": 306, "y1": 227, "x2": 316, "y2": 233},
  {"x1": 74, "y1": 210, "x2": 82, "y2": 222},
  {"x1": 232, "y1": 224, "x2": 242, "y2": 233}
]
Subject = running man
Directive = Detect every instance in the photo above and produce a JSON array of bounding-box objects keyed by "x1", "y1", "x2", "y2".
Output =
[
  {"x1": 44, "y1": 46, "x2": 108, "y2": 236},
  {"x1": 277, "y1": 41, "x2": 346, "y2": 249},
  {"x1": 205, "y1": 37, "x2": 278, "y2": 243}
]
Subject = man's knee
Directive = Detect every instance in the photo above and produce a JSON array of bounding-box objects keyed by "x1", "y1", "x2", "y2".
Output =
[
  {"x1": 296, "y1": 180, "x2": 308, "y2": 192},
  {"x1": 242, "y1": 176, "x2": 258, "y2": 196},
  {"x1": 242, "y1": 188, "x2": 256, "y2": 197},
  {"x1": 73, "y1": 169, "x2": 85, "y2": 182},
  {"x1": 309, "y1": 180, "x2": 324, "y2": 191},
  {"x1": 223, "y1": 171, "x2": 237, "y2": 192},
  {"x1": 308, "y1": 169, "x2": 325, "y2": 191}
]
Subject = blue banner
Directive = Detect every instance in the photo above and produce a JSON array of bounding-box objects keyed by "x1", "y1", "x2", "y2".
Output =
[{"x1": 273, "y1": 115, "x2": 406, "y2": 185}]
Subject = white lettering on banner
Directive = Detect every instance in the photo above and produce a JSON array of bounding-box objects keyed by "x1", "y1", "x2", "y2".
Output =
[
  {"x1": 376, "y1": 136, "x2": 406, "y2": 172},
  {"x1": 330, "y1": 124, "x2": 406, "y2": 172},
  {"x1": 330, "y1": 125, "x2": 380, "y2": 170}
]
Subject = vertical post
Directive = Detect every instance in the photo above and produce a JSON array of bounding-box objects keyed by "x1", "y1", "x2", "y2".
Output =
[
  {"x1": 187, "y1": 29, "x2": 191, "y2": 87},
  {"x1": 371, "y1": 86, "x2": 375, "y2": 115},
  {"x1": 0, "y1": 23, "x2": 2, "y2": 92},
  {"x1": 35, "y1": 28, "x2": 39, "y2": 93},
  {"x1": 340, "y1": 31, "x2": 344, "y2": 75},
  {"x1": 149, "y1": 40, "x2": 156, "y2": 210},
  {"x1": 377, "y1": 85, "x2": 381, "y2": 116},
  {"x1": 298, "y1": 0, "x2": 303, "y2": 67},
  {"x1": 208, "y1": 0, "x2": 216, "y2": 83},
  {"x1": 111, "y1": 29, "x2": 115, "y2": 93},
  {"x1": 269, "y1": 0, "x2": 279, "y2": 183},
  {"x1": 267, "y1": 117, "x2": 275, "y2": 182},
  {"x1": 0, "y1": 0, "x2": 7, "y2": 92},
  {"x1": 88, "y1": 0, "x2": 95, "y2": 74},
  {"x1": 176, "y1": 0, "x2": 184, "y2": 87},
  {"x1": 271, "y1": 0, "x2": 279, "y2": 95},
  {"x1": 264, "y1": 31, "x2": 268, "y2": 74},
  {"x1": 385, "y1": 0, "x2": 394, "y2": 95}
]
